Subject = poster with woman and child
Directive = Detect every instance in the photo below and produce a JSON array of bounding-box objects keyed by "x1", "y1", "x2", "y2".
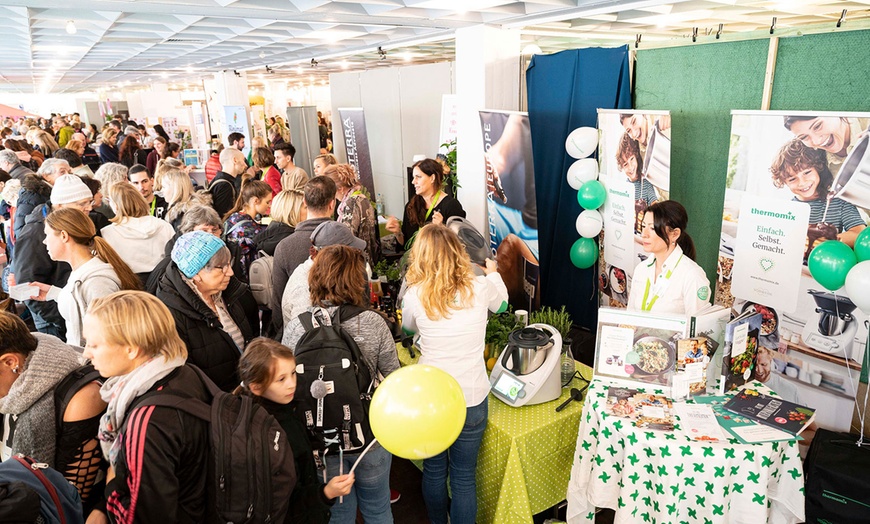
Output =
[
  {"x1": 597, "y1": 110, "x2": 672, "y2": 308},
  {"x1": 716, "y1": 111, "x2": 870, "y2": 431}
]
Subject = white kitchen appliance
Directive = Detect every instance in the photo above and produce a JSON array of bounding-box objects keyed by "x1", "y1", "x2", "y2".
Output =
[
  {"x1": 489, "y1": 324, "x2": 563, "y2": 407},
  {"x1": 800, "y1": 290, "x2": 859, "y2": 359}
]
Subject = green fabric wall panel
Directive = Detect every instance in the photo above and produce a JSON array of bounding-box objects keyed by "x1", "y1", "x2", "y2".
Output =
[
  {"x1": 634, "y1": 39, "x2": 768, "y2": 280},
  {"x1": 770, "y1": 30, "x2": 870, "y2": 111}
]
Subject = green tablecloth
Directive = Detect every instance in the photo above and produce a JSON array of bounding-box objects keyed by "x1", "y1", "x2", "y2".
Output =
[
  {"x1": 566, "y1": 379, "x2": 806, "y2": 524},
  {"x1": 395, "y1": 343, "x2": 592, "y2": 524}
]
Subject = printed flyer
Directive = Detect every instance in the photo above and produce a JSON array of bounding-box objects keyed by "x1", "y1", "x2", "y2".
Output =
[
  {"x1": 597, "y1": 110, "x2": 671, "y2": 309},
  {"x1": 716, "y1": 111, "x2": 870, "y2": 431}
]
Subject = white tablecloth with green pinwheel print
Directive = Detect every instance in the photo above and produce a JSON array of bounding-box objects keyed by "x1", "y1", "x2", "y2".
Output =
[{"x1": 566, "y1": 379, "x2": 805, "y2": 524}]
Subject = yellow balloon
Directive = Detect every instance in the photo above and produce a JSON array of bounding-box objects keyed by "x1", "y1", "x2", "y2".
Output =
[{"x1": 369, "y1": 364, "x2": 467, "y2": 460}]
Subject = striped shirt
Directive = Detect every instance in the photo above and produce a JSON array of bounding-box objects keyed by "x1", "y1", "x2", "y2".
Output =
[
  {"x1": 633, "y1": 178, "x2": 658, "y2": 206},
  {"x1": 796, "y1": 197, "x2": 864, "y2": 232}
]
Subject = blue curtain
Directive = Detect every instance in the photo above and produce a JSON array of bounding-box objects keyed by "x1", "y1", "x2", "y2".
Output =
[{"x1": 526, "y1": 47, "x2": 632, "y2": 330}]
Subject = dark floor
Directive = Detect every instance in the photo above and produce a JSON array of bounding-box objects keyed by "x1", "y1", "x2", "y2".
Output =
[{"x1": 387, "y1": 457, "x2": 615, "y2": 524}]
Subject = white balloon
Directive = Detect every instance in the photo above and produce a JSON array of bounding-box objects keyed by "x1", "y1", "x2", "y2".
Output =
[
  {"x1": 576, "y1": 209, "x2": 603, "y2": 238},
  {"x1": 565, "y1": 127, "x2": 598, "y2": 159},
  {"x1": 845, "y1": 261, "x2": 870, "y2": 315},
  {"x1": 566, "y1": 159, "x2": 598, "y2": 190}
]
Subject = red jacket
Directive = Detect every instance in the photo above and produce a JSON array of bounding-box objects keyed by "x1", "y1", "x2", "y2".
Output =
[
  {"x1": 205, "y1": 154, "x2": 221, "y2": 184},
  {"x1": 263, "y1": 165, "x2": 282, "y2": 196}
]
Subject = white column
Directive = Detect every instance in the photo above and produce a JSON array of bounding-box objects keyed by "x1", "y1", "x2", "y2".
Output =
[
  {"x1": 211, "y1": 71, "x2": 253, "y2": 151},
  {"x1": 455, "y1": 25, "x2": 520, "y2": 236}
]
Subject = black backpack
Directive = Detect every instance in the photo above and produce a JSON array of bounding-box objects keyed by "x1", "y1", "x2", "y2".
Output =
[
  {"x1": 53, "y1": 364, "x2": 102, "y2": 435},
  {"x1": 294, "y1": 305, "x2": 375, "y2": 457},
  {"x1": 133, "y1": 365, "x2": 297, "y2": 524}
]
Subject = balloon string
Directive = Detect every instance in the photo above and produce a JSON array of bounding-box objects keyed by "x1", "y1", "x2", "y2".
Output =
[{"x1": 350, "y1": 437, "x2": 379, "y2": 475}]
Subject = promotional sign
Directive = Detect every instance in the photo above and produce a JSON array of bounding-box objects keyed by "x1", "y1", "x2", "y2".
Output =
[
  {"x1": 479, "y1": 110, "x2": 540, "y2": 310},
  {"x1": 439, "y1": 94, "x2": 459, "y2": 153},
  {"x1": 338, "y1": 107, "x2": 375, "y2": 198},
  {"x1": 597, "y1": 110, "x2": 672, "y2": 309},
  {"x1": 731, "y1": 194, "x2": 809, "y2": 311},
  {"x1": 223, "y1": 105, "x2": 252, "y2": 158},
  {"x1": 716, "y1": 111, "x2": 870, "y2": 430}
]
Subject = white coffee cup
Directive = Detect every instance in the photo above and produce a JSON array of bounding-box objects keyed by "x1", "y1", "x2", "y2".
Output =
[
  {"x1": 811, "y1": 372, "x2": 822, "y2": 386},
  {"x1": 786, "y1": 367, "x2": 799, "y2": 379}
]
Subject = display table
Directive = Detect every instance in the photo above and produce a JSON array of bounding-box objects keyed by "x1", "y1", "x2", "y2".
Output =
[
  {"x1": 396, "y1": 344, "x2": 591, "y2": 524},
  {"x1": 566, "y1": 379, "x2": 806, "y2": 524}
]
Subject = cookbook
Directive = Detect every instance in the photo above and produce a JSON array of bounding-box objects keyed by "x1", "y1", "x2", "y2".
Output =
[
  {"x1": 723, "y1": 388, "x2": 816, "y2": 436},
  {"x1": 605, "y1": 386, "x2": 674, "y2": 431},
  {"x1": 719, "y1": 310, "x2": 763, "y2": 393}
]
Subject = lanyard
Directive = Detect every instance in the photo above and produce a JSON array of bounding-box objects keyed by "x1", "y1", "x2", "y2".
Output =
[
  {"x1": 149, "y1": 197, "x2": 156, "y2": 216},
  {"x1": 640, "y1": 254, "x2": 683, "y2": 311},
  {"x1": 404, "y1": 190, "x2": 442, "y2": 250}
]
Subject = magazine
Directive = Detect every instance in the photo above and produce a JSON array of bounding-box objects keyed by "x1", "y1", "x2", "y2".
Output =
[
  {"x1": 692, "y1": 395, "x2": 797, "y2": 444},
  {"x1": 605, "y1": 387, "x2": 675, "y2": 431},
  {"x1": 723, "y1": 388, "x2": 816, "y2": 436}
]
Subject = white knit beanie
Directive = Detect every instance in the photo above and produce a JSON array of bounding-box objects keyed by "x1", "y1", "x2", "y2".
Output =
[{"x1": 50, "y1": 175, "x2": 92, "y2": 205}]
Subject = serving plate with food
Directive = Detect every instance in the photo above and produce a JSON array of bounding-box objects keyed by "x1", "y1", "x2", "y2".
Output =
[
  {"x1": 742, "y1": 302, "x2": 778, "y2": 336},
  {"x1": 609, "y1": 266, "x2": 627, "y2": 295}
]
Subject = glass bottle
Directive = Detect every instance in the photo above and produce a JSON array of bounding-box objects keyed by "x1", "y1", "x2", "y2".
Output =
[{"x1": 561, "y1": 338, "x2": 574, "y2": 386}]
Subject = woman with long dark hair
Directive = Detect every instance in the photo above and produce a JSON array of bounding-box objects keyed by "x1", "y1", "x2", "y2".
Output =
[
  {"x1": 118, "y1": 134, "x2": 140, "y2": 168},
  {"x1": 626, "y1": 200, "x2": 710, "y2": 315},
  {"x1": 385, "y1": 158, "x2": 464, "y2": 250}
]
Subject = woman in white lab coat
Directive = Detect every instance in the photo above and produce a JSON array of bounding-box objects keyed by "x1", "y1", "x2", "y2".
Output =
[{"x1": 627, "y1": 200, "x2": 711, "y2": 315}]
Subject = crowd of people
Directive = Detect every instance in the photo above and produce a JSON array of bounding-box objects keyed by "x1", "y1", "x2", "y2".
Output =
[{"x1": 0, "y1": 111, "x2": 504, "y2": 524}]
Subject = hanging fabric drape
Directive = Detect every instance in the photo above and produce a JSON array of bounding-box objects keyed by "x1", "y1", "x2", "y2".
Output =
[{"x1": 526, "y1": 46, "x2": 632, "y2": 329}]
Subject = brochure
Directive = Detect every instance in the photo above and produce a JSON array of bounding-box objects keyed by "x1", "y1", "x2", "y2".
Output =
[
  {"x1": 687, "y1": 304, "x2": 730, "y2": 393},
  {"x1": 605, "y1": 387, "x2": 675, "y2": 431},
  {"x1": 692, "y1": 395, "x2": 797, "y2": 444},
  {"x1": 676, "y1": 337, "x2": 709, "y2": 395},
  {"x1": 724, "y1": 388, "x2": 816, "y2": 436},
  {"x1": 674, "y1": 402, "x2": 727, "y2": 443}
]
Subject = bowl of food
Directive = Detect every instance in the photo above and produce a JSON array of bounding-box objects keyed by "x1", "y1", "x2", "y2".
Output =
[
  {"x1": 742, "y1": 302, "x2": 778, "y2": 336},
  {"x1": 631, "y1": 336, "x2": 676, "y2": 376},
  {"x1": 610, "y1": 267, "x2": 626, "y2": 294}
]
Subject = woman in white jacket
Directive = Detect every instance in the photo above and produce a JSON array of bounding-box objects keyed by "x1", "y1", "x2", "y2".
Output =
[
  {"x1": 28, "y1": 207, "x2": 141, "y2": 346},
  {"x1": 101, "y1": 182, "x2": 176, "y2": 280}
]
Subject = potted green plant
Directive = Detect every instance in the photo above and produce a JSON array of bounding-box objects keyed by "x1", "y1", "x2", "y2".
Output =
[
  {"x1": 438, "y1": 138, "x2": 460, "y2": 197},
  {"x1": 485, "y1": 308, "x2": 519, "y2": 368},
  {"x1": 530, "y1": 306, "x2": 575, "y2": 384}
]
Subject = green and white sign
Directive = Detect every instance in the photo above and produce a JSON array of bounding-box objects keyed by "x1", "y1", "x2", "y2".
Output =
[
  {"x1": 732, "y1": 194, "x2": 809, "y2": 312},
  {"x1": 601, "y1": 178, "x2": 636, "y2": 270}
]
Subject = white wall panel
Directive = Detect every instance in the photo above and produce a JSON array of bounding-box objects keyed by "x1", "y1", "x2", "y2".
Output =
[
  {"x1": 328, "y1": 71, "x2": 362, "y2": 165},
  {"x1": 360, "y1": 68, "x2": 404, "y2": 218}
]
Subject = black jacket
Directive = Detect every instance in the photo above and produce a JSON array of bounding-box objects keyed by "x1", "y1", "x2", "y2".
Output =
[
  {"x1": 157, "y1": 262, "x2": 254, "y2": 391},
  {"x1": 209, "y1": 171, "x2": 240, "y2": 220},
  {"x1": 106, "y1": 365, "x2": 210, "y2": 523},
  {"x1": 14, "y1": 173, "x2": 51, "y2": 239},
  {"x1": 14, "y1": 205, "x2": 70, "y2": 339},
  {"x1": 7, "y1": 163, "x2": 34, "y2": 181},
  {"x1": 252, "y1": 221, "x2": 295, "y2": 257}
]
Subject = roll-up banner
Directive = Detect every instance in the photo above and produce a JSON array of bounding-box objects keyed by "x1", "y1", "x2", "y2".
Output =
[
  {"x1": 479, "y1": 110, "x2": 540, "y2": 311},
  {"x1": 716, "y1": 111, "x2": 870, "y2": 429},
  {"x1": 338, "y1": 107, "x2": 376, "y2": 197},
  {"x1": 597, "y1": 110, "x2": 672, "y2": 309},
  {"x1": 223, "y1": 105, "x2": 251, "y2": 158}
]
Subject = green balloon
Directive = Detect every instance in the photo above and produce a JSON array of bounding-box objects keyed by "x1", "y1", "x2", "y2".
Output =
[
  {"x1": 570, "y1": 237, "x2": 599, "y2": 269},
  {"x1": 577, "y1": 180, "x2": 606, "y2": 210},
  {"x1": 855, "y1": 228, "x2": 870, "y2": 262},
  {"x1": 808, "y1": 240, "x2": 857, "y2": 291}
]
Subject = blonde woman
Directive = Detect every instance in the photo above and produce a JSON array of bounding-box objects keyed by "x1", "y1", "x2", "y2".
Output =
[
  {"x1": 101, "y1": 182, "x2": 176, "y2": 278},
  {"x1": 93, "y1": 162, "x2": 128, "y2": 220},
  {"x1": 154, "y1": 156, "x2": 186, "y2": 192},
  {"x1": 99, "y1": 128, "x2": 119, "y2": 164},
  {"x1": 163, "y1": 167, "x2": 211, "y2": 230},
  {"x1": 253, "y1": 188, "x2": 306, "y2": 256},
  {"x1": 325, "y1": 163, "x2": 379, "y2": 263},
  {"x1": 312, "y1": 153, "x2": 338, "y2": 177},
  {"x1": 81, "y1": 290, "x2": 210, "y2": 523},
  {"x1": 401, "y1": 224, "x2": 507, "y2": 524},
  {"x1": 27, "y1": 207, "x2": 141, "y2": 346},
  {"x1": 32, "y1": 130, "x2": 59, "y2": 158}
]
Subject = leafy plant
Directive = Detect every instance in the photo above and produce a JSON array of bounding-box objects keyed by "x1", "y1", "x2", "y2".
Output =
[
  {"x1": 529, "y1": 306, "x2": 573, "y2": 340},
  {"x1": 439, "y1": 138, "x2": 460, "y2": 193},
  {"x1": 373, "y1": 259, "x2": 401, "y2": 283},
  {"x1": 486, "y1": 307, "x2": 519, "y2": 350}
]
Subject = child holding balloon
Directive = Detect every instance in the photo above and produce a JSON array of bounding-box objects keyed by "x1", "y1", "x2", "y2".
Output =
[
  {"x1": 401, "y1": 223, "x2": 509, "y2": 524},
  {"x1": 237, "y1": 337, "x2": 355, "y2": 523}
]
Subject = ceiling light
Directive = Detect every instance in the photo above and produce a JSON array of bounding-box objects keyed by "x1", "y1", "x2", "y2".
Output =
[
  {"x1": 309, "y1": 76, "x2": 314, "y2": 83},
  {"x1": 186, "y1": 66, "x2": 194, "y2": 74},
  {"x1": 320, "y1": 80, "x2": 326, "y2": 86},
  {"x1": 402, "y1": 53, "x2": 412, "y2": 62},
  {"x1": 66, "y1": 20, "x2": 76, "y2": 35},
  {"x1": 160, "y1": 72, "x2": 169, "y2": 79},
  {"x1": 259, "y1": 52, "x2": 266, "y2": 59},
  {"x1": 296, "y1": 66, "x2": 303, "y2": 74},
  {"x1": 340, "y1": 61, "x2": 349, "y2": 69}
]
